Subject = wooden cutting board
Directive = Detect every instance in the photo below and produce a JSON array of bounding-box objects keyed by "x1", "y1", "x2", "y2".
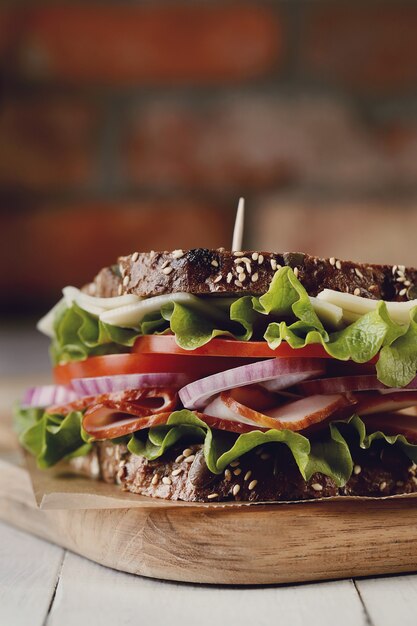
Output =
[{"x1": 2, "y1": 379, "x2": 417, "y2": 585}]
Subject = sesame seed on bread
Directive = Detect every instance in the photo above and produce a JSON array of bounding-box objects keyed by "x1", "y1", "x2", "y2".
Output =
[
  {"x1": 70, "y1": 440, "x2": 417, "y2": 502},
  {"x1": 89, "y1": 249, "x2": 417, "y2": 302}
]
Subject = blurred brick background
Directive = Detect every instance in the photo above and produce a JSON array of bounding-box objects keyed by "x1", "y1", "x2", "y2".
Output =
[{"x1": 1, "y1": 1, "x2": 417, "y2": 315}]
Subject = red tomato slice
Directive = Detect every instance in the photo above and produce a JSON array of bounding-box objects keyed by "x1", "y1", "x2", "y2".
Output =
[
  {"x1": 133, "y1": 335, "x2": 332, "y2": 359},
  {"x1": 53, "y1": 353, "x2": 260, "y2": 385}
]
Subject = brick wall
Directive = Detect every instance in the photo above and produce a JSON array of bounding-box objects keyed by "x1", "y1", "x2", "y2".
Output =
[{"x1": 1, "y1": 1, "x2": 417, "y2": 313}]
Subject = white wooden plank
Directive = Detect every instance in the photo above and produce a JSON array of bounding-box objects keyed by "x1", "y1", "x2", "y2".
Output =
[
  {"x1": 48, "y1": 551, "x2": 367, "y2": 626},
  {"x1": 0, "y1": 521, "x2": 64, "y2": 626},
  {"x1": 356, "y1": 575, "x2": 417, "y2": 626}
]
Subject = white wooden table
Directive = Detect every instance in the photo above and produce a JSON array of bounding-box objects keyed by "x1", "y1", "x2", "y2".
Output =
[
  {"x1": 2, "y1": 326, "x2": 417, "y2": 625},
  {"x1": 1, "y1": 519, "x2": 417, "y2": 626}
]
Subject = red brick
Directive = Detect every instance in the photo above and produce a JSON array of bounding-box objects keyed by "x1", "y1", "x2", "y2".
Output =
[
  {"x1": 0, "y1": 99, "x2": 97, "y2": 190},
  {"x1": 254, "y1": 198, "x2": 417, "y2": 268},
  {"x1": 124, "y1": 99, "x2": 296, "y2": 191},
  {"x1": 125, "y1": 96, "x2": 417, "y2": 192},
  {"x1": 302, "y1": 5, "x2": 417, "y2": 92},
  {"x1": 0, "y1": 202, "x2": 234, "y2": 305},
  {"x1": 16, "y1": 5, "x2": 282, "y2": 84},
  {"x1": 0, "y1": 9, "x2": 20, "y2": 58}
]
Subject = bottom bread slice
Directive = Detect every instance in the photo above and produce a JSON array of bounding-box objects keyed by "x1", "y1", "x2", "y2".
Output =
[{"x1": 68, "y1": 440, "x2": 417, "y2": 502}]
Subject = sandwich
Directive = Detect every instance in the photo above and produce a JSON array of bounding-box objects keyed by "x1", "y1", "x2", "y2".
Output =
[{"x1": 14, "y1": 248, "x2": 417, "y2": 502}]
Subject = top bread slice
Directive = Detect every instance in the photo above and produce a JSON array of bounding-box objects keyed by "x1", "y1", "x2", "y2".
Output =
[{"x1": 88, "y1": 249, "x2": 417, "y2": 302}]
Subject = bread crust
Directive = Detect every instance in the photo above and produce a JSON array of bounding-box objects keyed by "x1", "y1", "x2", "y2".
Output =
[
  {"x1": 91, "y1": 249, "x2": 417, "y2": 302},
  {"x1": 70, "y1": 440, "x2": 417, "y2": 503}
]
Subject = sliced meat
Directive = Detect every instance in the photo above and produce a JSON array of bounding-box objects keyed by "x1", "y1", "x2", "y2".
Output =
[
  {"x1": 83, "y1": 388, "x2": 179, "y2": 439},
  {"x1": 204, "y1": 385, "x2": 357, "y2": 431}
]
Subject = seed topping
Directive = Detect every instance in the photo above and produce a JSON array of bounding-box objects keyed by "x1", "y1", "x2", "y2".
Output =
[
  {"x1": 162, "y1": 476, "x2": 172, "y2": 485},
  {"x1": 248, "y1": 480, "x2": 258, "y2": 490},
  {"x1": 311, "y1": 483, "x2": 323, "y2": 492},
  {"x1": 232, "y1": 484, "x2": 241, "y2": 496}
]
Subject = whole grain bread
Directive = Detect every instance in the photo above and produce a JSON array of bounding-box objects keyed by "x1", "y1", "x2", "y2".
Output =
[
  {"x1": 90, "y1": 249, "x2": 417, "y2": 302},
  {"x1": 69, "y1": 440, "x2": 417, "y2": 502}
]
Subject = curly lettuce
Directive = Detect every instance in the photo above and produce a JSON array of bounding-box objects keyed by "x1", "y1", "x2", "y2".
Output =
[
  {"x1": 49, "y1": 267, "x2": 417, "y2": 388},
  {"x1": 15, "y1": 406, "x2": 417, "y2": 488}
]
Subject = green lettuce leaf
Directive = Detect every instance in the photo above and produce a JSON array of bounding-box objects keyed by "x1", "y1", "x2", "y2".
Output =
[
  {"x1": 48, "y1": 267, "x2": 417, "y2": 388},
  {"x1": 260, "y1": 268, "x2": 411, "y2": 386},
  {"x1": 15, "y1": 405, "x2": 417, "y2": 485},
  {"x1": 51, "y1": 303, "x2": 141, "y2": 364},
  {"x1": 335, "y1": 414, "x2": 417, "y2": 464},
  {"x1": 14, "y1": 406, "x2": 92, "y2": 468},
  {"x1": 160, "y1": 300, "x2": 252, "y2": 349},
  {"x1": 377, "y1": 307, "x2": 417, "y2": 387},
  {"x1": 122, "y1": 410, "x2": 417, "y2": 487}
]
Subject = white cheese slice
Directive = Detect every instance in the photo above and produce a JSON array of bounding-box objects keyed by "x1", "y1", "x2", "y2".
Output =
[
  {"x1": 316, "y1": 289, "x2": 417, "y2": 325},
  {"x1": 36, "y1": 298, "x2": 65, "y2": 338},
  {"x1": 100, "y1": 293, "x2": 230, "y2": 328},
  {"x1": 62, "y1": 286, "x2": 141, "y2": 312},
  {"x1": 309, "y1": 297, "x2": 344, "y2": 330}
]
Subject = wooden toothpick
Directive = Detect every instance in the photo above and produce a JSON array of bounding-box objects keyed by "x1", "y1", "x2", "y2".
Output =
[{"x1": 231, "y1": 197, "x2": 245, "y2": 251}]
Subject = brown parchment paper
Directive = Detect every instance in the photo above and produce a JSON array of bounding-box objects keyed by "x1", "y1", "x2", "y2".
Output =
[{"x1": 21, "y1": 451, "x2": 417, "y2": 511}]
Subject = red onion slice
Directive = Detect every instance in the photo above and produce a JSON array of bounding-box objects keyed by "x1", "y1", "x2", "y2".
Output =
[
  {"x1": 298, "y1": 374, "x2": 417, "y2": 396},
  {"x1": 72, "y1": 372, "x2": 190, "y2": 397},
  {"x1": 204, "y1": 386, "x2": 356, "y2": 431},
  {"x1": 22, "y1": 385, "x2": 78, "y2": 408},
  {"x1": 179, "y1": 358, "x2": 326, "y2": 410}
]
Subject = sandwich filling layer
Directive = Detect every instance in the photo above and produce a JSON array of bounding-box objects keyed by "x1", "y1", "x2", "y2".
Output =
[{"x1": 15, "y1": 252, "x2": 417, "y2": 502}]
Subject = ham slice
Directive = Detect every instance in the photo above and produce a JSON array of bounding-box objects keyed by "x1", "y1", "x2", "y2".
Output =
[
  {"x1": 46, "y1": 395, "x2": 94, "y2": 415},
  {"x1": 204, "y1": 385, "x2": 357, "y2": 431},
  {"x1": 82, "y1": 388, "x2": 178, "y2": 439},
  {"x1": 362, "y1": 412, "x2": 417, "y2": 444},
  {"x1": 354, "y1": 391, "x2": 417, "y2": 416}
]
